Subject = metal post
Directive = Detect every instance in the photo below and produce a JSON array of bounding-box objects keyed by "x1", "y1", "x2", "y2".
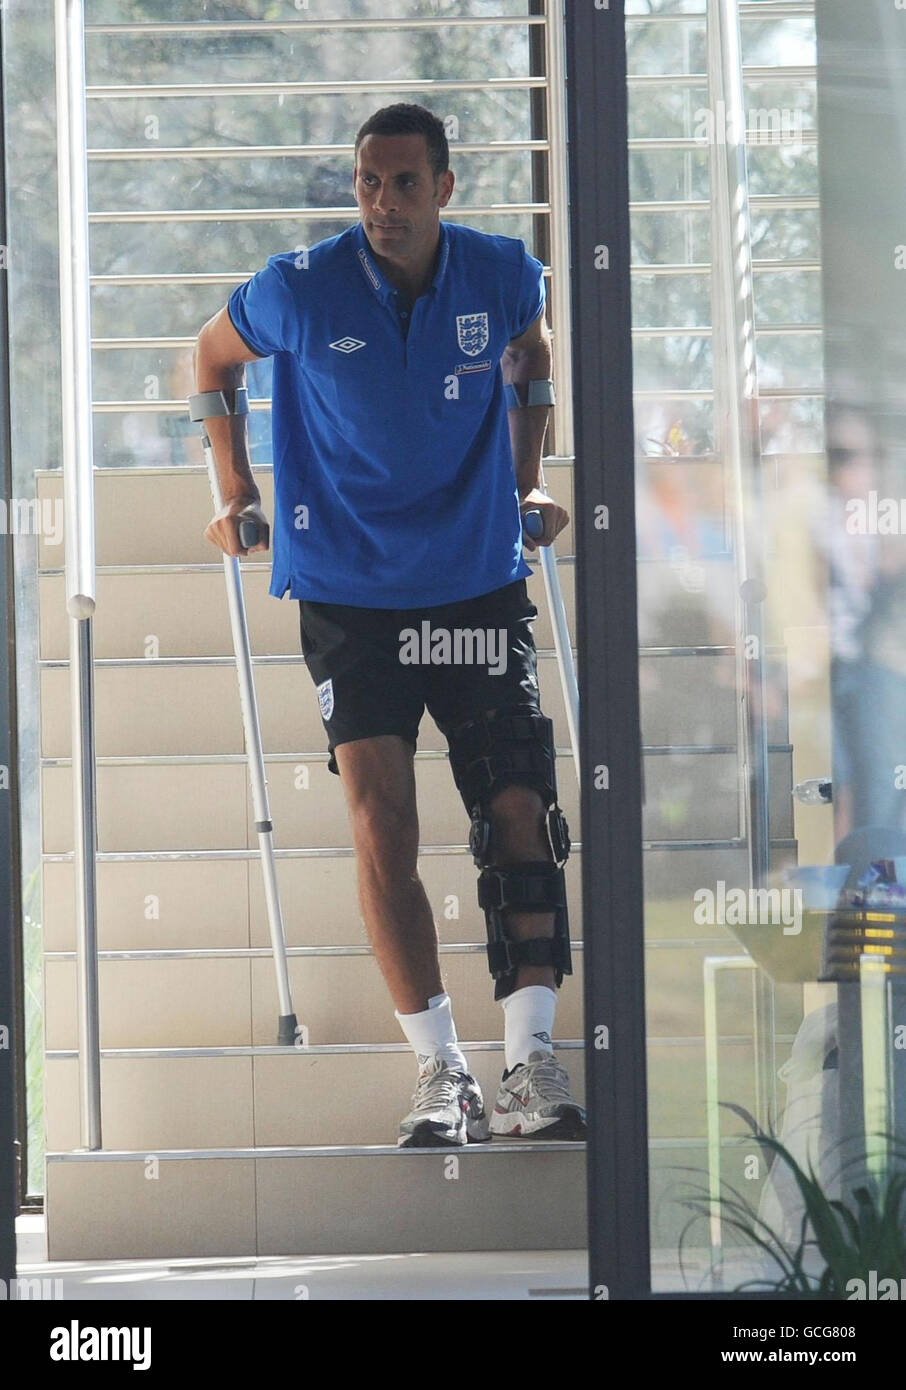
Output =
[
  {"x1": 55, "y1": 0, "x2": 101, "y2": 1148},
  {"x1": 706, "y1": 0, "x2": 776, "y2": 1143},
  {"x1": 541, "y1": 0, "x2": 580, "y2": 784}
]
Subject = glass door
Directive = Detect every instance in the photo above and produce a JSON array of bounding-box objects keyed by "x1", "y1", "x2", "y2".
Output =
[{"x1": 573, "y1": 0, "x2": 906, "y2": 1298}]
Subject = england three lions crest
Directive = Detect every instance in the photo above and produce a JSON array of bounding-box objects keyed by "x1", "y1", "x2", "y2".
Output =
[
  {"x1": 317, "y1": 677, "x2": 334, "y2": 721},
  {"x1": 456, "y1": 312, "x2": 489, "y2": 357}
]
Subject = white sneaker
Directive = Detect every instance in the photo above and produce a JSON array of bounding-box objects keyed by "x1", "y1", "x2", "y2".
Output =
[
  {"x1": 397, "y1": 1057, "x2": 490, "y2": 1148},
  {"x1": 489, "y1": 1051, "x2": 586, "y2": 1139}
]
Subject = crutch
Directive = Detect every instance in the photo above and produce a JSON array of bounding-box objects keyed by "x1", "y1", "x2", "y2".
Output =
[{"x1": 191, "y1": 411, "x2": 298, "y2": 1047}]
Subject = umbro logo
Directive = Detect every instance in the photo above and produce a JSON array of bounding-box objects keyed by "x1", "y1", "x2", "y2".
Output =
[{"x1": 329, "y1": 336, "x2": 366, "y2": 353}]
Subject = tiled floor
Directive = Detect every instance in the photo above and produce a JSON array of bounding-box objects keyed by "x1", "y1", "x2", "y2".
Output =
[
  {"x1": 14, "y1": 1216, "x2": 779, "y2": 1299},
  {"x1": 16, "y1": 1237, "x2": 587, "y2": 1300}
]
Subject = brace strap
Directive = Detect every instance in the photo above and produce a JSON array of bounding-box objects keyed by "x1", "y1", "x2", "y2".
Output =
[
  {"x1": 488, "y1": 936, "x2": 562, "y2": 976},
  {"x1": 478, "y1": 862, "x2": 566, "y2": 914},
  {"x1": 451, "y1": 707, "x2": 556, "y2": 807}
]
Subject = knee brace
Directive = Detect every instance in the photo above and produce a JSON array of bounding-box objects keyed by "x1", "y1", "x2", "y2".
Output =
[{"x1": 445, "y1": 703, "x2": 572, "y2": 1000}]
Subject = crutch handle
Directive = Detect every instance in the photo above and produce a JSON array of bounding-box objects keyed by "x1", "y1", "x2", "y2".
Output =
[
  {"x1": 522, "y1": 508, "x2": 544, "y2": 540},
  {"x1": 238, "y1": 517, "x2": 262, "y2": 550}
]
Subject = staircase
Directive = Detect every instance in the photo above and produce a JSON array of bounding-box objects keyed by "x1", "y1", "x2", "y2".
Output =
[{"x1": 38, "y1": 460, "x2": 587, "y2": 1258}]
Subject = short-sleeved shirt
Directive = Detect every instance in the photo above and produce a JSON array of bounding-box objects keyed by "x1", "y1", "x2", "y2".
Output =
[{"x1": 227, "y1": 219, "x2": 544, "y2": 608}]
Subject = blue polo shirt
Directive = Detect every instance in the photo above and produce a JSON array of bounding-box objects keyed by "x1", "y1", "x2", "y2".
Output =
[{"x1": 226, "y1": 219, "x2": 543, "y2": 608}]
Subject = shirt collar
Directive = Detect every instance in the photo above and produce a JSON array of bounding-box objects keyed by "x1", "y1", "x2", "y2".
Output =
[{"x1": 353, "y1": 219, "x2": 450, "y2": 303}]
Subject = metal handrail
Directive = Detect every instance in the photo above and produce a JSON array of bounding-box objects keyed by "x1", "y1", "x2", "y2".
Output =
[
  {"x1": 88, "y1": 323, "x2": 824, "y2": 349},
  {"x1": 707, "y1": 0, "x2": 771, "y2": 892},
  {"x1": 86, "y1": 16, "x2": 548, "y2": 35},
  {"x1": 85, "y1": 194, "x2": 818, "y2": 225},
  {"x1": 86, "y1": 259, "x2": 820, "y2": 287},
  {"x1": 82, "y1": 69, "x2": 816, "y2": 100},
  {"x1": 88, "y1": 205, "x2": 551, "y2": 223},
  {"x1": 86, "y1": 77, "x2": 549, "y2": 100},
  {"x1": 707, "y1": 0, "x2": 776, "y2": 1181},
  {"x1": 86, "y1": 131, "x2": 815, "y2": 161},
  {"x1": 55, "y1": 0, "x2": 101, "y2": 1150},
  {"x1": 540, "y1": 0, "x2": 581, "y2": 788},
  {"x1": 89, "y1": 141, "x2": 552, "y2": 161}
]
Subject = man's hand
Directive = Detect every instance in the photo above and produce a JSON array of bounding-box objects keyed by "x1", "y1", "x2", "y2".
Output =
[
  {"x1": 205, "y1": 495, "x2": 270, "y2": 558},
  {"x1": 520, "y1": 488, "x2": 569, "y2": 552}
]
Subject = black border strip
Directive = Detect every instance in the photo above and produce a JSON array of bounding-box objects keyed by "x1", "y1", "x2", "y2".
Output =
[{"x1": 566, "y1": 1, "x2": 651, "y2": 1299}]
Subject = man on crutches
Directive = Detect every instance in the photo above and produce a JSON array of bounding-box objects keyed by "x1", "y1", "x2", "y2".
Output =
[{"x1": 192, "y1": 103, "x2": 585, "y2": 1147}]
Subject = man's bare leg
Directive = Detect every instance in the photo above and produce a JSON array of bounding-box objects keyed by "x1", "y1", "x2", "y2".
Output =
[
  {"x1": 335, "y1": 734, "x2": 485, "y2": 1145},
  {"x1": 334, "y1": 733, "x2": 442, "y2": 1014}
]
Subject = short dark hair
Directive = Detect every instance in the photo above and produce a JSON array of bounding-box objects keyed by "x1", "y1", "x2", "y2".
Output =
[{"x1": 354, "y1": 103, "x2": 449, "y2": 181}]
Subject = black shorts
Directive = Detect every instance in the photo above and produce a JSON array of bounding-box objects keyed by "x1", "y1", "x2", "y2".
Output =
[{"x1": 298, "y1": 579, "x2": 542, "y2": 775}]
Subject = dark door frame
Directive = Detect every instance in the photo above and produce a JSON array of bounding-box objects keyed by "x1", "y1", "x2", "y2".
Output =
[{"x1": 565, "y1": 1, "x2": 651, "y2": 1300}]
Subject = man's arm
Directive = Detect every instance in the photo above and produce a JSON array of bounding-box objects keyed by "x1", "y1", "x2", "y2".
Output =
[
  {"x1": 502, "y1": 309, "x2": 569, "y2": 550},
  {"x1": 192, "y1": 306, "x2": 269, "y2": 557}
]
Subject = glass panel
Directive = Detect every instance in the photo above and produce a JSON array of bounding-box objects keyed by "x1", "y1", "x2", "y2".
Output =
[
  {"x1": 632, "y1": 0, "x2": 906, "y2": 1296},
  {"x1": 81, "y1": 7, "x2": 542, "y2": 453},
  {"x1": 6, "y1": 0, "x2": 58, "y2": 1199},
  {"x1": 740, "y1": 15, "x2": 816, "y2": 68},
  {"x1": 629, "y1": 84, "x2": 710, "y2": 140},
  {"x1": 89, "y1": 151, "x2": 537, "y2": 214},
  {"x1": 626, "y1": 19, "x2": 706, "y2": 76},
  {"x1": 87, "y1": 90, "x2": 538, "y2": 152},
  {"x1": 85, "y1": 27, "x2": 533, "y2": 86}
]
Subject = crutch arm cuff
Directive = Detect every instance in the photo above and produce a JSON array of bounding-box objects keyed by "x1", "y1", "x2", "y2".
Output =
[{"x1": 187, "y1": 387, "x2": 250, "y2": 421}]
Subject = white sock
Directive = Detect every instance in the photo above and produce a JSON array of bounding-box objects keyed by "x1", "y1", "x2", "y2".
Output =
[
  {"x1": 501, "y1": 985, "x2": 557, "y2": 1072},
  {"x1": 395, "y1": 992, "x2": 469, "y2": 1075}
]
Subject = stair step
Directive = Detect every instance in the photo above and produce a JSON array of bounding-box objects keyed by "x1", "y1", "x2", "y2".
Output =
[
  {"x1": 38, "y1": 563, "x2": 576, "y2": 659},
  {"x1": 44, "y1": 1145, "x2": 586, "y2": 1259},
  {"x1": 41, "y1": 849, "x2": 580, "y2": 952},
  {"x1": 43, "y1": 1037, "x2": 799, "y2": 1155},
  {"x1": 43, "y1": 934, "x2": 787, "y2": 1051},
  {"x1": 38, "y1": 651, "x2": 572, "y2": 759},
  {"x1": 40, "y1": 754, "x2": 580, "y2": 854},
  {"x1": 44, "y1": 1045, "x2": 587, "y2": 1151},
  {"x1": 41, "y1": 843, "x2": 798, "y2": 956},
  {"x1": 44, "y1": 950, "x2": 586, "y2": 1048},
  {"x1": 39, "y1": 654, "x2": 791, "y2": 756},
  {"x1": 40, "y1": 745, "x2": 793, "y2": 853}
]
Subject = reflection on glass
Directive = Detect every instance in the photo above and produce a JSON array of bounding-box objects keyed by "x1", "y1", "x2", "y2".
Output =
[{"x1": 631, "y1": 0, "x2": 906, "y2": 1294}]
